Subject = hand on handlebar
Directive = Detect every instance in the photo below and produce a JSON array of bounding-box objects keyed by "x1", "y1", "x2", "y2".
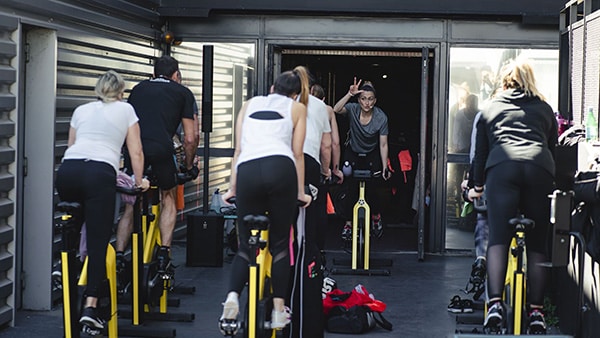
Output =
[
  {"x1": 467, "y1": 188, "x2": 483, "y2": 202},
  {"x1": 137, "y1": 177, "x2": 150, "y2": 192},
  {"x1": 382, "y1": 167, "x2": 391, "y2": 181},
  {"x1": 298, "y1": 193, "x2": 312, "y2": 208},
  {"x1": 222, "y1": 189, "x2": 236, "y2": 205},
  {"x1": 332, "y1": 168, "x2": 344, "y2": 184},
  {"x1": 177, "y1": 165, "x2": 200, "y2": 184}
]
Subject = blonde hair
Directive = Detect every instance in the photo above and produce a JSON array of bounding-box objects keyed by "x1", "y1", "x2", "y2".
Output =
[
  {"x1": 95, "y1": 70, "x2": 125, "y2": 102},
  {"x1": 293, "y1": 66, "x2": 310, "y2": 106},
  {"x1": 499, "y1": 57, "x2": 545, "y2": 101}
]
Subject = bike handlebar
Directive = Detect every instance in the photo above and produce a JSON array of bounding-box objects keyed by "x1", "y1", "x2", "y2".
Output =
[{"x1": 116, "y1": 185, "x2": 143, "y2": 196}]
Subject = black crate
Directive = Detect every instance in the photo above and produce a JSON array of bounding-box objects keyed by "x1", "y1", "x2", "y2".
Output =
[{"x1": 186, "y1": 211, "x2": 224, "y2": 267}]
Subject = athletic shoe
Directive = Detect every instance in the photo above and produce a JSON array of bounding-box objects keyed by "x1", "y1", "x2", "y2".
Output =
[
  {"x1": 483, "y1": 301, "x2": 505, "y2": 334},
  {"x1": 470, "y1": 257, "x2": 486, "y2": 284},
  {"x1": 220, "y1": 296, "x2": 239, "y2": 321},
  {"x1": 341, "y1": 222, "x2": 352, "y2": 241},
  {"x1": 447, "y1": 295, "x2": 473, "y2": 313},
  {"x1": 527, "y1": 309, "x2": 547, "y2": 335},
  {"x1": 270, "y1": 306, "x2": 292, "y2": 329},
  {"x1": 157, "y1": 248, "x2": 172, "y2": 275},
  {"x1": 79, "y1": 306, "x2": 106, "y2": 330},
  {"x1": 116, "y1": 253, "x2": 126, "y2": 275},
  {"x1": 371, "y1": 214, "x2": 384, "y2": 238}
]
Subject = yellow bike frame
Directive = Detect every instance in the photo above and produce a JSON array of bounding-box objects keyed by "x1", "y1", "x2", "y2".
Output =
[
  {"x1": 352, "y1": 180, "x2": 370, "y2": 270},
  {"x1": 503, "y1": 231, "x2": 527, "y2": 334},
  {"x1": 77, "y1": 244, "x2": 119, "y2": 338},
  {"x1": 141, "y1": 185, "x2": 169, "y2": 314},
  {"x1": 248, "y1": 227, "x2": 276, "y2": 338}
]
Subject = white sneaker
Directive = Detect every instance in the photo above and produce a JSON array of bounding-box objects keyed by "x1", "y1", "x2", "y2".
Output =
[
  {"x1": 220, "y1": 297, "x2": 239, "y2": 320},
  {"x1": 270, "y1": 306, "x2": 292, "y2": 329}
]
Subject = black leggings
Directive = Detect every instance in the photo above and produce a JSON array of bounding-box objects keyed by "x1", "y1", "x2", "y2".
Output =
[
  {"x1": 485, "y1": 161, "x2": 554, "y2": 305},
  {"x1": 56, "y1": 159, "x2": 116, "y2": 298},
  {"x1": 229, "y1": 156, "x2": 297, "y2": 299}
]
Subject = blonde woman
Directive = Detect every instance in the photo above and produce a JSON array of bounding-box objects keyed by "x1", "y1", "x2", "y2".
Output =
[
  {"x1": 55, "y1": 70, "x2": 148, "y2": 331},
  {"x1": 468, "y1": 58, "x2": 557, "y2": 334}
]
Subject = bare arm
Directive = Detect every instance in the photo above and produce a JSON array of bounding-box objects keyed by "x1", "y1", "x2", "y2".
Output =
[
  {"x1": 333, "y1": 93, "x2": 351, "y2": 114},
  {"x1": 379, "y1": 134, "x2": 390, "y2": 180},
  {"x1": 182, "y1": 117, "x2": 198, "y2": 169},
  {"x1": 291, "y1": 101, "x2": 311, "y2": 207},
  {"x1": 319, "y1": 132, "x2": 332, "y2": 177},
  {"x1": 327, "y1": 105, "x2": 343, "y2": 181},
  {"x1": 333, "y1": 77, "x2": 363, "y2": 114},
  {"x1": 222, "y1": 101, "x2": 248, "y2": 201},
  {"x1": 67, "y1": 127, "x2": 76, "y2": 147}
]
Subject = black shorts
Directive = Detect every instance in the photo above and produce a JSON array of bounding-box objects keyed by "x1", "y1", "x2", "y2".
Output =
[{"x1": 125, "y1": 150, "x2": 178, "y2": 191}]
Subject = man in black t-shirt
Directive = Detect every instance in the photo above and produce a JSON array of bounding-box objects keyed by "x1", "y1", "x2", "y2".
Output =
[{"x1": 118, "y1": 55, "x2": 198, "y2": 274}]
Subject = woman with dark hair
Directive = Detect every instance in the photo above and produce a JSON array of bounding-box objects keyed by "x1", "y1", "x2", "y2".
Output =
[
  {"x1": 55, "y1": 70, "x2": 149, "y2": 331},
  {"x1": 333, "y1": 77, "x2": 390, "y2": 238},
  {"x1": 220, "y1": 66, "x2": 312, "y2": 330},
  {"x1": 468, "y1": 57, "x2": 557, "y2": 334}
]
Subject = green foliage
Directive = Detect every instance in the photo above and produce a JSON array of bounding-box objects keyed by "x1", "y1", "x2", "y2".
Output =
[{"x1": 543, "y1": 296, "x2": 559, "y2": 327}]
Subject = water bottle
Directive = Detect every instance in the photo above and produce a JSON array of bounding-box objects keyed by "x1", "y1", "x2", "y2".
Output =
[
  {"x1": 586, "y1": 107, "x2": 598, "y2": 142},
  {"x1": 210, "y1": 188, "x2": 222, "y2": 213},
  {"x1": 342, "y1": 161, "x2": 352, "y2": 177}
]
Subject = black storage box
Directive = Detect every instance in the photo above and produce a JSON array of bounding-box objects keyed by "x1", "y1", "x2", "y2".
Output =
[{"x1": 186, "y1": 211, "x2": 224, "y2": 267}]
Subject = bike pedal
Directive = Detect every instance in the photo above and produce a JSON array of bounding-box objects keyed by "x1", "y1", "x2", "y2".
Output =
[{"x1": 218, "y1": 318, "x2": 239, "y2": 336}]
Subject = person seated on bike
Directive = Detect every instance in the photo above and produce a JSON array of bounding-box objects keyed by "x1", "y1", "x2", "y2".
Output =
[
  {"x1": 220, "y1": 66, "x2": 312, "y2": 329},
  {"x1": 333, "y1": 78, "x2": 391, "y2": 239},
  {"x1": 310, "y1": 83, "x2": 343, "y2": 253},
  {"x1": 287, "y1": 72, "x2": 332, "y2": 338},
  {"x1": 121, "y1": 55, "x2": 199, "y2": 274},
  {"x1": 468, "y1": 57, "x2": 557, "y2": 334},
  {"x1": 55, "y1": 70, "x2": 150, "y2": 331}
]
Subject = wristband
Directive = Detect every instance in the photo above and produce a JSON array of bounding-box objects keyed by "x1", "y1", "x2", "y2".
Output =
[{"x1": 474, "y1": 186, "x2": 484, "y2": 193}]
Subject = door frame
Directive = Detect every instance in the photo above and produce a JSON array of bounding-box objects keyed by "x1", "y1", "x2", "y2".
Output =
[{"x1": 266, "y1": 40, "x2": 441, "y2": 258}]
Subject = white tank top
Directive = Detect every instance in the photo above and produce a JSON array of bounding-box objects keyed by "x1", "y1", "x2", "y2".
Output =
[
  {"x1": 303, "y1": 95, "x2": 331, "y2": 164},
  {"x1": 236, "y1": 94, "x2": 295, "y2": 168}
]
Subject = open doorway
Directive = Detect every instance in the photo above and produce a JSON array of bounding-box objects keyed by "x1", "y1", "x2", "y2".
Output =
[{"x1": 281, "y1": 49, "x2": 431, "y2": 252}]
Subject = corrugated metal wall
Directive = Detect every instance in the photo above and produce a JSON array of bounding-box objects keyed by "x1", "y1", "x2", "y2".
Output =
[
  {"x1": 52, "y1": 30, "x2": 162, "y2": 303},
  {"x1": 0, "y1": 13, "x2": 17, "y2": 328},
  {"x1": 0, "y1": 0, "x2": 165, "y2": 316},
  {"x1": 171, "y1": 42, "x2": 255, "y2": 212}
]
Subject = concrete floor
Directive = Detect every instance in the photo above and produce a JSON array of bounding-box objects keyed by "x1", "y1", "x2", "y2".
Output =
[{"x1": 1, "y1": 226, "x2": 572, "y2": 337}]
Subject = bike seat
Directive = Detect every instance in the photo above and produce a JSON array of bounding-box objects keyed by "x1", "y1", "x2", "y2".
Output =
[
  {"x1": 56, "y1": 201, "x2": 81, "y2": 214},
  {"x1": 509, "y1": 217, "x2": 535, "y2": 232},
  {"x1": 243, "y1": 214, "x2": 269, "y2": 231}
]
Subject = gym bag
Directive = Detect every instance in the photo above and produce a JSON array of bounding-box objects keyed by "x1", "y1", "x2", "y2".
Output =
[{"x1": 323, "y1": 284, "x2": 392, "y2": 333}]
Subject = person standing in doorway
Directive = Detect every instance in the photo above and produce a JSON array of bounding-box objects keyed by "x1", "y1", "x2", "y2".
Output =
[{"x1": 333, "y1": 78, "x2": 390, "y2": 239}]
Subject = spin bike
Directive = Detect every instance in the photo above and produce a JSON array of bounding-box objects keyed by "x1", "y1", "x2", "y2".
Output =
[
  {"x1": 57, "y1": 200, "x2": 118, "y2": 338},
  {"x1": 220, "y1": 197, "x2": 309, "y2": 338},
  {"x1": 57, "y1": 186, "x2": 139, "y2": 338},
  {"x1": 332, "y1": 156, "x2": 392, "y2": 276},
  {"x1": 484, "y1": 215, "x2": 535, "y2": 335},
  {"x1": 118, "y1": 168, "x2": 196, "y2": 325}
]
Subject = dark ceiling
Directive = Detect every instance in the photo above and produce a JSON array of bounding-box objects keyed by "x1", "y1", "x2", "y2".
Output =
[{"x1": 157, "y1": 0, "x2": 566, "y2": 25}]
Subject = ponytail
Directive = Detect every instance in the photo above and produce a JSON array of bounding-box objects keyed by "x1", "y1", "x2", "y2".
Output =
[{"x1": 293, "y1": 66, "x2": 310, "y2": 106}]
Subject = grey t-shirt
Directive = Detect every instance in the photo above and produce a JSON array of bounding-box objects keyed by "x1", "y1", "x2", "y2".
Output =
[{"x1": 344, "y1": 102, "x2": 388, "y2": 153}]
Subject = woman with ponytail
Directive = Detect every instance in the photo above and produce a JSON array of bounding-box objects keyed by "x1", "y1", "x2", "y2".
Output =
[{"x1": 220, "y1": 66, "x2": 312, "y2": 330}]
